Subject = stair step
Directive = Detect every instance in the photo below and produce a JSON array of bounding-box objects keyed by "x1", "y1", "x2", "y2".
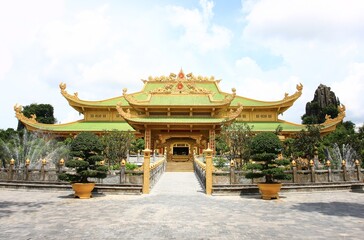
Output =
[{"x1": 166, "y1": 162, "x2": 194, "y2": 172}]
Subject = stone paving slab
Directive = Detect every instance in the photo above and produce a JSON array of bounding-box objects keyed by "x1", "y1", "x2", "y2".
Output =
[{"x1": 0, "y1": 172, "x2": 363, "y2": 239}]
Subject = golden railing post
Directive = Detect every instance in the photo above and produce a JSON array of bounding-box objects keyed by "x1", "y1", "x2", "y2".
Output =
[
  {"x1": 342, "y1": 160, "x2": 347, "y2": 181},
  {"x1": 230, "y1": 160, "x2": 235, "y2": 184},
  {"x1": 9, "y1": 159, "x2": 15, "y2": 180},
  {"x1": 309, "y1": 159, "x2": 315, "y2": 183},
  {"x1": 355, "y1": 160, "x2": 361, "y2": 181},
  {"x1": 25, "y1": 159, "x2": 30, "y2": 181},
  {"x1": 326, "y1": 160, "x2": 332, "y2": 182},
  {"x1": 120, "y1": 159, "x2": 126, "y2": 184},
  {"x1": 204, "y1": 146, "x2": 213, "y2": 195},
  {"x1": 291, "y1": 159, "x2": 297, "y2": 183},
  {"x1": 41, "y1": 159, "x2": 47, "y2": 181},
  {"x1": 143, "y1": 148, "x2": 151, "y2": 194}
]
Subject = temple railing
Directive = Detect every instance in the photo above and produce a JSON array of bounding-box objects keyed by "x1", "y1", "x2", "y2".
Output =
[
  {"x1": 149, "y1": 157, "x2": 167, "y2": 188},
  {"x1": 193, "y1": 155, "x2": 206, "y2": 188},
  {"x1": 0, "y1": 162, "x2": 144, "y2": 185},
  {"x1": 212, "y1": 164, "x2": 363, "y2": 185},
  {"x1": 127, "y1": 153, "x2": 163, "y2": 166}
]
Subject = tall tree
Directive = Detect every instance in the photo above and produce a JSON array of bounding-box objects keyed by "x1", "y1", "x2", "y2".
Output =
[
  {"x1": 290, "y1": 125, "x2": 322, "y2": 159},
  {"x1": 101, "y1": 130, "x2": 135, "y2": 166},
  {"x1": 17, "y1": 103, "x2": 56, "y2": 130},
  {"x1": 219, "y1": 122, "x2": 253, "y2": 164}
]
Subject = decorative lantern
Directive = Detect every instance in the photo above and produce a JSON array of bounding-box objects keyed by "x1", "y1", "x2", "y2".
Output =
[
  {"x1": 341, "y1": 159, "x2": 346, "y2": 166},
  {"x1": 354, "y1": 159, "x2": 360, "y2": 166},
  {"x1": 59, "y1": 158, "x2": 65, "y2": 166},
  {"x1": 25, "y1": 159, "x2": 30, "y2": 166},
  {"x1": 230, "y1": 160, "x2": 235, "y2": 167},
  {"x1": 121, "y1": 159, "x2": 126, "y2": 166},
  {"x1": 291, "y1": 159, "x2": 296, "y2": 167},
  {"x1": 325, "y1": 160, "x2": 331, "y2": 167},
  {"x1": 309, "y1": 159, "x2": 314, "y2": 167}
]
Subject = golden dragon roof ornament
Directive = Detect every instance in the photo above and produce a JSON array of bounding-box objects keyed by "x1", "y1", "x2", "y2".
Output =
[
  {"x1": 283, "y1": 83, "x2": 303, "y2": 101},
  {"x1": 322, "y1": 104, "x2": 346, "y2": 125},
  {"x1": 59, "y1": 82, "x2": 79, "y2": 100},
  {"x1": 14, "y1": 104, "x2": 37, "y2": 124}
]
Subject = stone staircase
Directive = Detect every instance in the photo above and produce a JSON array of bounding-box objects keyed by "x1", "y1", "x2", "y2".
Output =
[{"x1": 166, "y1": 162, "x2": 194, "y2": 172}]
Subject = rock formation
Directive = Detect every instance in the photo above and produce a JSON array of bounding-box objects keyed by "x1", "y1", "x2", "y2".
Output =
[{"x1": 302, "y1": 84, "x2": 340, "y2": 124}]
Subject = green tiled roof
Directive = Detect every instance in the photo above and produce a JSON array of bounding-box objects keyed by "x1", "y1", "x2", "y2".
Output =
[
  {"x1": 96, "y1": 97, "x2": 129, "y2": 106},
  {"x1": 147, "y1": 95, "x2": 216, "y2": 105},
  {"x1": 28, "y1": 121, "x2": 134, "y2": 132},
  {"x1": 68, "y1": 81, "x2": 291, "y2": 108},
  {"x1": 231, "y1": 97, "x2": 276, "y2": 107},
  {"x1": 129, "y1": 117, "x2": 227, "y2": 124},
  {"x1": 241, "y1": 121, "x2": 306, "y2": 132}
]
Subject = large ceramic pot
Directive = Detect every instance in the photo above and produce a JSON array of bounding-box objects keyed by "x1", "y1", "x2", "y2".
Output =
[
  {"x1": 71, "y1": 183, "x2": 95, "y2": 199},
  {"x1": 257, "y1": 183, "x2": 282, "y2": 200}
]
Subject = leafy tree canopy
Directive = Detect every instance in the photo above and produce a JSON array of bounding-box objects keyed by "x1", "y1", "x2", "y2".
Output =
[
  {"x1": 101, "y1": 130, "x2": 135, "y2": 166},
  {"x1": 219, "y1": 122, "x2": 253, "y2": 162},
  {"x1": 17, "y1": 103, "x2": 56, "y2": 130},
  {"x1": 59, "y1": 132, "x2": 107, "y2": 183}
]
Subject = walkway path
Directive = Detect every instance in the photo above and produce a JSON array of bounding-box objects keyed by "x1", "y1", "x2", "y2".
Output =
[
  {"x1": 0, "y1": 173, "x2": 363, "y2": 239},
  {"x1": 151, "y1": 172, "x2": 203, "y2": 195}
]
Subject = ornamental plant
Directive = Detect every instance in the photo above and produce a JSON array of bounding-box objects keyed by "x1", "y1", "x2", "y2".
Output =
[
  {"x1": 246, "y1": 132, "x2": 291, "y2": 183},
  {"x1": 59, "y1": 132, "x2": 108, "y2": 183}
]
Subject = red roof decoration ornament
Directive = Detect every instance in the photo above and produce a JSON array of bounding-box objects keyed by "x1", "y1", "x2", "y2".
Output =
[
  {"x1": 177, "y1": 82, "x2": 183, "y2": 89},
  {"x1": 178, "y1": 70, "x2": 184, "y2": 79}
]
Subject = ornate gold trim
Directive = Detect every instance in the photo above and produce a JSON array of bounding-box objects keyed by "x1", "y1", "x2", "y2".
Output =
[
  {"x1": 116, "y1": 102, "x2": 131, "y2": 119},
  {"x1": 322, "y1": 104, "x2": 346, "y2": 125},
  {"x1": 283, "y1": 83, "x2": 303, "y2": 101},
  {"x1": 226, "y1": 104, "x2": 244, "y2": 121},
  {"x1": 142, "y1": 70, "x2": 219, "y2": 83},
  {"x1": 59, "y1": 82, "x2": 79, "y2": 100},
  {"x1": 14, "y1": 104, "x2": 37, "y2": 124}
]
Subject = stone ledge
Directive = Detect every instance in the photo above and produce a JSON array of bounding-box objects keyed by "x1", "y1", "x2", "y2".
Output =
[
  {"x1": 212, "y1": 182, "x2": 364, "y2": 196},
  {"x1": 0, "y1": 180, "x2": 143, "y2": 195}
]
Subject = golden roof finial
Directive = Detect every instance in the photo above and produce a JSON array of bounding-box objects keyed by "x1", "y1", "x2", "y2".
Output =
[
  {"x1": 59, "y1": 82, "x2": 66, "y2": 91},
  {"x1": 178, "y1": 68, "x2": 185, "y2": 79},
  {"x1": 296, "y1": 83, "x2": 303, "y2": 92},
  {"x1": 14, "y1": 104, "x2": 22, "y2": 114}
]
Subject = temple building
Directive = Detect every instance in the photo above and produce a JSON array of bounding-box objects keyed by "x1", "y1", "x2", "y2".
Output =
[{"x1": 14, "y1": 70, "x2": 345, "y2": 160}]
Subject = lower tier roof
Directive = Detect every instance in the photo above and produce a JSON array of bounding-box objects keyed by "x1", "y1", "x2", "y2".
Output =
[
  {"x1": 21, "y1": 119, "x2": 310, "y2": 134},
  {"x1": 23, "y1": 120, "x2": 134, "y2": 133}
]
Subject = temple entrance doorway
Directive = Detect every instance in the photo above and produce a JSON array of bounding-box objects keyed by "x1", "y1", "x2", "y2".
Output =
[{"x1": 171, "y1": 143, "x2": 190, "y2": 162}]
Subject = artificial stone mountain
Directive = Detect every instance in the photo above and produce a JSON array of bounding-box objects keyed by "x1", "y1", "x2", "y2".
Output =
[{"x1": 302, "y1": 84, "x2": 341, "y2": 124}]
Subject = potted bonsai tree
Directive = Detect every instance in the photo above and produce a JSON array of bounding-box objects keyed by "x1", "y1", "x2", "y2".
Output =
[
  {"x1": 59, "y1": 132, "x2": 108, "y2": 199},
  {"x1": 246, "y1": 132, "x2": 291, "y2": 200}
]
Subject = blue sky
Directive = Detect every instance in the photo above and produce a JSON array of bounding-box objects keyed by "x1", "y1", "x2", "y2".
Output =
[{"x1": 1, "y1": 0, "x2": 364, "y2": 129}]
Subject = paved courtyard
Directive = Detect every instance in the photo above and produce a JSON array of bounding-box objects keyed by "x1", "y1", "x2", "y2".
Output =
[{"x1": 0, "y1": 172, "x2": 363, "y2": 239}]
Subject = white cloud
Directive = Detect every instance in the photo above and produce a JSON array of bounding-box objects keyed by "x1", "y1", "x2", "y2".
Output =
[
  {"x1": 230, "y1": 56, "x2": 308, "y2": 123},
  {"x1": 241, "y1": 0, "x2": 364, "y2": 125},
  {"x1": 40, "y1": 5, "x2": 112, "y2": 60},
  {"x1": 167, "y1": 0, "x2": 232, "y2": 52},
  {"x1": 1, "y1": 0, "x2": 363, "y2": 130},
  {"x1": 243, "y1": 0, "x2": 364, "y2": 41},
  {"x1": 333, "y1": 62, "x2": 364, "y2": 124}
]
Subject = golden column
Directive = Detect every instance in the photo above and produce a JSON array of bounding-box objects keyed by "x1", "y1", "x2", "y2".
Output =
[
  {"x1": 204, "y1": 145, "x2": 213, "y2": 195},
  {"x1": 142, "y1": 148, "x2": 151, "y2": 194}
]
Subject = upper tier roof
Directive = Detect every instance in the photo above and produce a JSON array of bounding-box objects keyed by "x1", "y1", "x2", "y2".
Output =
[{"x1": 59, "y1": 70, "x2": 303, "y2": 114}]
